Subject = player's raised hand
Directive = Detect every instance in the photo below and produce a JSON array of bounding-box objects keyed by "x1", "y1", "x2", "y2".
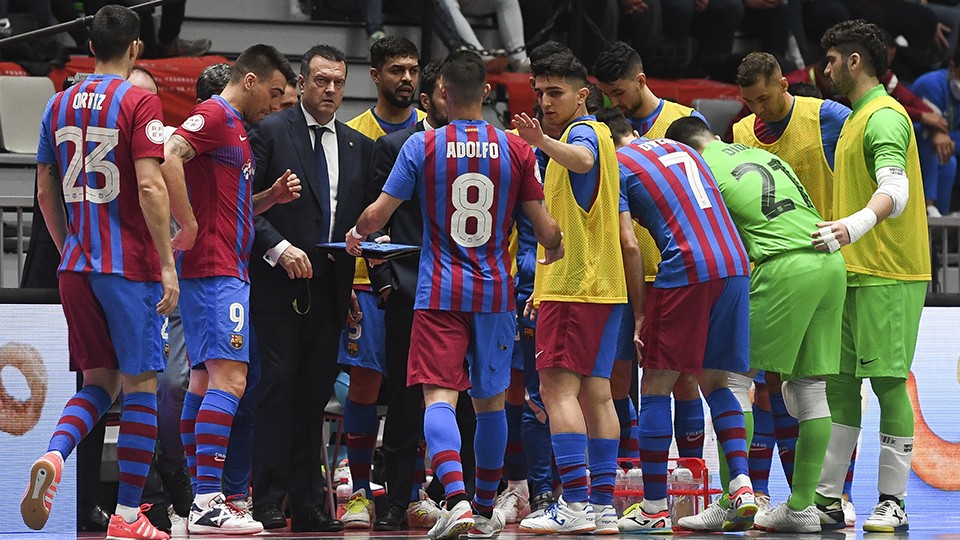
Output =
[
  {"x1": 172, "y1": 219, "x2": 197, "y2": 251},
  {"x1": 512, "y1": 113, "x2": 546, "y2": 147},
  {"x1": 157, "y1": 265, "x2": 180, "y2": 316},
  {"x1": 271, "y1": 169, "x2": 302, "y2": 205},
  {"x1": 278, "y1": 245, "x2": 313, "y2": 279}
]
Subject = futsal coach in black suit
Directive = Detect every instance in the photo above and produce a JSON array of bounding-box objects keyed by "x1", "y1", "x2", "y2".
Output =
[{"x1": 248, "y1": 44, "x2": 372, "y2": 533}]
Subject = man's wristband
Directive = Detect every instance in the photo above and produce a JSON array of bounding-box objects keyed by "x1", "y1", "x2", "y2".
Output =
[{"x1": 350, "y1": 227, "x2": 364, "y2": 240}]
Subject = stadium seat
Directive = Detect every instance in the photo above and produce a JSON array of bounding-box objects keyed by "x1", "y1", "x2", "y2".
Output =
[
  {"x1": 0, "y1": 76, "x2": 55, "y2": 154},
  {"x1": 692, "y1": 98, "x2": 744, "y2": 138}
]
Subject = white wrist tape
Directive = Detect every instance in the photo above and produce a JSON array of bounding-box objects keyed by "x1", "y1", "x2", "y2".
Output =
[
  {"x1": 350, "y1": 227, "x2": 364, "y2": 239},
  {"x1": 838, "y1": 207, "x2": 878, "y2": 245},
  {"x1": 875, "y1": 166, "x2": 910, "y2": 218}
]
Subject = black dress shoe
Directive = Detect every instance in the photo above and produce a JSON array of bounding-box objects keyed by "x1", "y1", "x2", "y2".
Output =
[
  {"x1": 373, "y1": 503, "x2": 408, "y2": 531},
  {"x1": 79, "y1": 504, "x2": 110, "y2": 532},
  {"x1": 142, "y1": 503, "x2": 172, "y2": 534},
  {"x1": 291, "y1": 506, "x2": 345, "y2": 532},
  {"x1": 253, "y1": 502, "x2": 287, "y2": 530}
]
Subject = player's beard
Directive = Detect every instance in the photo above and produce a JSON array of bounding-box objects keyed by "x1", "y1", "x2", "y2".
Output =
[
  {"x1": 830, "y1": 64, "x2": 854, "y2": 96},
  {"x1": 618, "y1": 96, "x2": 642, "y2": 119},
  {"x1": 385, "y1": 85, "x2": 416, "y2": 109}
]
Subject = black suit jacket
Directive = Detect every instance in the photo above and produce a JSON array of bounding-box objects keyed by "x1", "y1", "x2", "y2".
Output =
[
  {"x1": 367, "y1": 120, "x2": 427, "y2": 302},
  {"x1": 249, "y1": 105, "x2": 373, "y2": 316}
]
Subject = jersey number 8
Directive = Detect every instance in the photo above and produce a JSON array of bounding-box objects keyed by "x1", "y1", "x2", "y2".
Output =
[
  {"x1": 450, "y1": 172, "x2": 495, "y2": 248},
  {"x1": 56, "y1": 126, "x2": 121, "y2": 205}
]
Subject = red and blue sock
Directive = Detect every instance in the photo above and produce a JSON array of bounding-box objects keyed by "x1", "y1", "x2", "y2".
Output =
[
  {"x1": 222, "y1": 390, "x2": 255, "y2": 499},
  {"x1": 425, "y1": 402, "x2": 467, "y2": 503},
  {"x1": 116, "y1": 392, "x2": 158, "y2": 508},
  {"x1": 521, "y1": 403, "x2": 554, "y2": 498},
  {"x1": 588, "y1": 438, "x2": 619, "y2": 506},
  {"x1": 180, "y1": 391, "x2": 203, "y2": 496},
  {"x1": 638, "y1": 395, "x2": 672, "y2": 501},
  {"x1": 843, "y1": 447, "x2": 857, "y2": 497},
  {"x1": 613, "y1": 397, "x2": 640, "y2": 458},
  {"x1": 410, "y1": 441, "x2": 427, "y2": 502},
  {"x1": 504, "y1": 403, "x2": 526, "y2": 481},
  {"x1": 48, "y1": 385, "x2": 112, "y2": 459},
  {"x1": 769, "y1": 391, "x2": 798, "y2": 487},
  {"x1": 474, "y1": 410, "x2": 507, "y2": 516},
  {"x1": 344, "y1": 398, "x2": 379, "y2": 498},
  {"x1": 674, "y1": 398, "x2": 705, "y2": 459},
  {"x1": 749, "y1": 403, "x2": 775, "y2": 495},
  {"x1": 195, "y1": 389, "x2": 239, "y2": 496},
  {"x1": 553, "y1": 432, "x2": 589, "y2": 503},
  {"x1": 706, "y1": 388, "x2": 749, "y2": 480}
]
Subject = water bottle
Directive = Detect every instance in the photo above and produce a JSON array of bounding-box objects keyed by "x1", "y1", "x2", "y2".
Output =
[
  {"x1": 614, "y1": 468, "x2": 627, "y2": 514},
  {"x1": 669, "y1": 467, "x2": 695, "y2": 520}
]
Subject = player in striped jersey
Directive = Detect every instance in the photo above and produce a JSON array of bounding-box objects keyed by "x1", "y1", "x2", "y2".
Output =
[
  {"x1": 22, "y1": 6, "x2": 178, "y2": 540},
  {"x1": 513, "y1": 53, "x2": 645, "y2": 535},
  {"x1": 161, "y1": 44, "x2": 297, "y2": 536},
  {"x1": 347, "y1": 51, "x2": 563, "y2": 540},
  {"x1": 341, "y1": 36, "x2": 426, "y2": 528},
  {"x1": 615, "y1": 133, "x2": 757, "y2": 533},
  {"x1": 594, "y1": 41, "x2": 709, "y2": 463},
  {"x1": 668, "y1": 117, "x2": 846, "y2": 533}
]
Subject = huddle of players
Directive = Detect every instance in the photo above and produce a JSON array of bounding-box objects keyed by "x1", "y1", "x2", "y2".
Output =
[
  {"x1": 18, "y1": 3, "x2": 928, "y2": 539},
  {"x1": 20, "y1": 5, "x2": 300, "y2": 540},
  {"x1": 343, "y1": 18, "x2": 928, "y2": 540}
]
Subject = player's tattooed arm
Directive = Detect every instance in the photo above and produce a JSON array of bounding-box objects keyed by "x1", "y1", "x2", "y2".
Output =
[
  {"x1": 36, "y1": 162, "x2": 67, "y2": 253},
  {"x1": 160, "y1": 135, "x2": 197, "y2": 250},
  {"x1": 166, "y1": 134, "x2": 197, "y2": 162}
]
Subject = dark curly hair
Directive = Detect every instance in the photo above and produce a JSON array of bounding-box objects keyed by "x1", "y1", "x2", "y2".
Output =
[{"x1": 820, "y1": 20, "x2": 888, "y2": 78}]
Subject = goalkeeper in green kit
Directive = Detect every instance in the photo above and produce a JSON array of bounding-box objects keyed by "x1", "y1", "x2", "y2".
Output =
[{"x1": 666, "y1": 116, "x2": 845, "y2": 533}]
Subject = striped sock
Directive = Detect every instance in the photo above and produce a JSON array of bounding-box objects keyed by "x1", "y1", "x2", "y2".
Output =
[
  {"x1": 613, "y1": 397, "x2": 640, "y2": 458},
  {"x1": 553, "y1": 432, "x2": 589, "y2": 503},
  {"x1": 180, "y1": 391, "x2": 203, "y2": 496},
  {"x1": 749, "y1": 404, "x2": 775, "y2": 495},
  {"x1": 222, "y1": 391, "x2": 255, "y2": 498},
  {"x1": 411, "y1": 440, "x2": 426, "y2": 502},
  {"x1": 195, "y1": 389, "x2": 239, "y2": 495},
  {"x1": 674, "y1": 398, "x2": 705, "y2": 459},
  {"x1": 116, "y1": 392, "x2": 158, "y2": 508},
  {"x1": 425, "y1": 402, "x2": 466, "y2": 502},
  {"x1": 843, "y1": 447, "x2": 857, "y2": 498},
  {"x1": 474, "y1": 410, "x2": 507, "y2": 516},
  {"x1": 638, "y1": 395, "x2": 672, "y2": 501},
  {"x1": 344, "y1": 399, "x2": 378, "y2": 498},
  {"x1": 706, "y1": 388, "x2": 749, "y2": 480},
  {"x1": 504, "y1": 403, "x2": 526, "y2": 481},
  {"x1": 588, "y1": 438, "x2": 618, "y2": 506},
  {"x1": 48, "y1": 385, "x2": 112, "y2": 459},
  {"x1": 521, "y1": 403, "x2": 554, "y2": 498},
  {"x1": 770, "y1": 391, "x2": 798, "y2": 487}
]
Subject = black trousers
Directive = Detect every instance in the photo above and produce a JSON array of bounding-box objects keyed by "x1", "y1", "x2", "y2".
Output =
[{"x1": 251, "y1": 263, "x2": 343, "y2": 515}]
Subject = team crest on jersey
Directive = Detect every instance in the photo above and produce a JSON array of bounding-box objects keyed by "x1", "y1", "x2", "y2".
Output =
[
  {"x1": 230, "y1": 334, "x2": 243, "y2": 350},
  {"x1": 347, "y1": 341, "x2": 359, "y2": 356},
  {"x1": 241, "y1": 159, "x2": 255, "y2": 182},
  {"x1": 182, "y1": 114, "x2": 204, "y2": 132},
  {"x1": 146, "y1": 119, "x2": 166, "y2": 144}
]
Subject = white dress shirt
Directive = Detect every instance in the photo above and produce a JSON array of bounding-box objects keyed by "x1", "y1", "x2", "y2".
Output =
[{"x1": 264, "y1": 104, "x2": 340, "y2": 266}]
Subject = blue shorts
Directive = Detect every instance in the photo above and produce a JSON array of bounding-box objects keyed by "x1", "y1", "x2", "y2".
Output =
[
  {"x1": 615, "y1": 300, "x2": 636, "y2": 361},
  {"x1": 408, "y1": 310, "x2": 515, "y2": 399},
  {"x1": 179, "y1": 276, "x2": 250, "y2": 367},
  {"x1": 63, "y1": 272, "x2": 165, "y2": 376},
  {"x1": 337, "y1": 289, "x2": 387, "y2": 376}
]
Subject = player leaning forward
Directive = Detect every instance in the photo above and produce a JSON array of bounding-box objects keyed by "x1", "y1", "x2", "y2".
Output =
[{"x1": 810, "y1": 19, "x2": 931, "y2": 534}]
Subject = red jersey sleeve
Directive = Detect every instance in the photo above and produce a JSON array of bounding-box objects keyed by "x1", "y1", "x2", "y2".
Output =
[
  {"x1": 129, "y1": 90, "x2": 166, "y2": 162},
  {"x1": 509, "y1": 134, "x2": 544, "y2": 203},
  {"x1": 174, "y1": 101, "x2": 227, "y2": 157}
]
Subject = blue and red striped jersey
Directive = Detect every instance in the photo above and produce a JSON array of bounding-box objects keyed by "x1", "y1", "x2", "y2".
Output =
[
  {"x1": 618, "y1": 137, "x2": 749, "y2": 288},
  {"x1": 38, "y1": 74, "x2": 166, "y2": 281},
  {"x1": 383, "y1": 119, "x2": 544, "y2": 312},
  {"x1": 173, "y1": 95, "x2": 255, "y2": 281}
]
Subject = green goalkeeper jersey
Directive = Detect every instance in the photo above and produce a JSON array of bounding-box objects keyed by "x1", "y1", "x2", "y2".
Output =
[{"x1": 701, "y1": 141, "x2": 824, "y2": 263}]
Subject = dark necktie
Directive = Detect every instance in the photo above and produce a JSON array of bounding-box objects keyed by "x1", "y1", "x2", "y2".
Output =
[{"x1": 311, "y1": 125, "x2": 331, "y2": 243}]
